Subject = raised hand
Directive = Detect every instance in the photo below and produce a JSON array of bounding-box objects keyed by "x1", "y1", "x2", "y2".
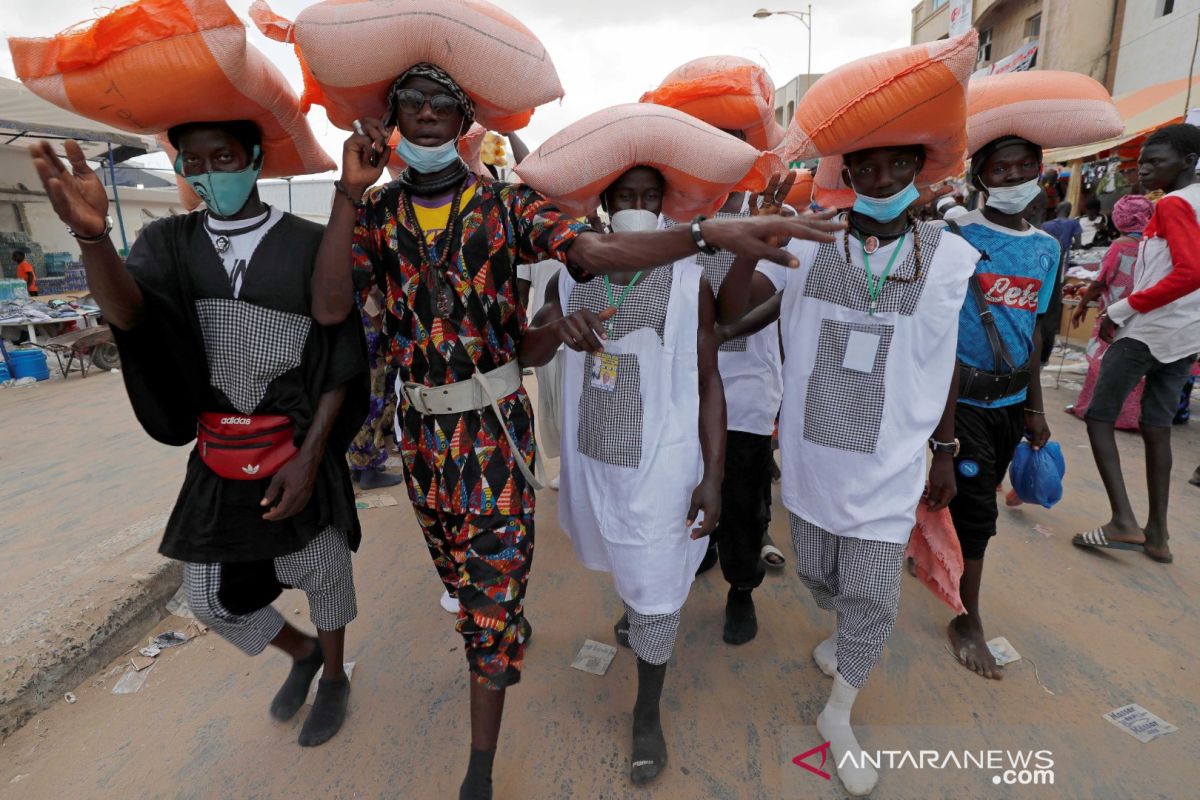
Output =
[
  {"x1": 341, "y1": 117, "x2": 392, "y2": 194},
  {"x1": 555, "y1": 306, "x2": 617, "y2": 353},
  {"x1": 29, "y1": 140, "x2": 110, "y2": 238}
]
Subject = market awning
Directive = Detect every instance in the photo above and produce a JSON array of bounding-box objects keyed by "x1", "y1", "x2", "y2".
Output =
[
  {"x1": 1044, "y1": 75, "x2": 1200, "y2": 162},
  {"x1": 0, "y1": 76, "x2": 154, "y2": 158}
]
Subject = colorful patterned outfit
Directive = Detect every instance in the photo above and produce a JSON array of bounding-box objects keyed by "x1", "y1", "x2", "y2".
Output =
[
  {"x1": 347, "y1": 290, "x2": 399, "y2": 473},
  {"x1": 353, "y1": 175, "x2": 590, "y2": 689}
]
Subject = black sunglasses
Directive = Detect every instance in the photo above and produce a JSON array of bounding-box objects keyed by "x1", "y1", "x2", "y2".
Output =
[{"x1": 390, "y1": 89, "x2": 461, "y2": 119}]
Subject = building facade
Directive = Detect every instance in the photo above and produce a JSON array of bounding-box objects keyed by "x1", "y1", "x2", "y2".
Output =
[
  {"x1": 1111, "y1": 0, "x2": 1200, "y2": 96},
  {"x1": 911, "y1": 0, "x2": 1121, "y2": 88}
]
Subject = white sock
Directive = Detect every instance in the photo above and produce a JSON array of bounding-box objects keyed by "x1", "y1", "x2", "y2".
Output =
[
  {"x1": 439, "y1": 589, "x2": 459, "y2": 614},
  {"x1": 813, "y1": 635, "x2": 838, "y2": 678},
  {"x1": 816, "y1": 673, "x2": 878, "y2": 797}
]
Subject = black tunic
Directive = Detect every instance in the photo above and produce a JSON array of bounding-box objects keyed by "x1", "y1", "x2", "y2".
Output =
[{"x1": 110, "y1": 211, "x2": 367, "y2": 563}]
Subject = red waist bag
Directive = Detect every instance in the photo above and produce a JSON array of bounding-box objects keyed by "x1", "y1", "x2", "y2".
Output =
[{"x1": 197, "y1": 413, "x2": 298, "y2": 480}]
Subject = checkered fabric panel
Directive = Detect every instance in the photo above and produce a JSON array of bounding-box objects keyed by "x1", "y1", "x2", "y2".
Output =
[
  {"x1": 195, "y1": 298, "x2": 312, "y2": 414},
  {"x1": 624, "y1": 603, "x2": 682, "y2": 665},
  {"x1": 566, "y1": 265, "x2": 672, "y2": 342},
  {"x1": 577, "y1": 352, "x2": 644, "y2": 468},
  {"x1": 803, "y1": 319, "x2": 894, "y2": 454},
  {"x1": 803, "y1": 222, "x2": 941, "y2": 316}
]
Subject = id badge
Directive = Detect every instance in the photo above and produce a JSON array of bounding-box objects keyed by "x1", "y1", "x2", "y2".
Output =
[
  {"x1": 843, "y1": 331, "x2": 880, "y2": 373},
  {"x1": 591, "y1": 352, "x2": 619, "y2": 393}
]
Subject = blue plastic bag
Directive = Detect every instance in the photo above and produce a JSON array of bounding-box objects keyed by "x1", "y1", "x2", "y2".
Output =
[{"x1": 1008, "y1": 440, "x2": 1066, "y2": 509}]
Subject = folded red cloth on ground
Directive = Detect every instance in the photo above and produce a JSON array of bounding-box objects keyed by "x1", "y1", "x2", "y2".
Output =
[{"x1": 906, "y1": 505, "x2": 966, "y2": 615}]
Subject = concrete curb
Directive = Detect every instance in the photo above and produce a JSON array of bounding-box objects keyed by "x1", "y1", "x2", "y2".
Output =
[{"x1": 0, "y1": 533, "x2": 181, "y2": 739}]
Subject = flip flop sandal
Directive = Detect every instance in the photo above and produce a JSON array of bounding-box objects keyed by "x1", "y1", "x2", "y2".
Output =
[
  {"x1": 760, "y1": 544, "x2": 786, "y2": 569},
  {"x1": 1071, "y1": 528, "x2": 1145, "y2": 553}
]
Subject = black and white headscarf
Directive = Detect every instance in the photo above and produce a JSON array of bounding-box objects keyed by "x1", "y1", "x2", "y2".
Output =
[{"x1": 385, "y1": 62, "x2": 476, "y2": 130}]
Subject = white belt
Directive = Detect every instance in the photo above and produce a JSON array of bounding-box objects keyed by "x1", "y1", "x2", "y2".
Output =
[{"x1": 401, "y1": 360, "x2": 542, "y2": 490}]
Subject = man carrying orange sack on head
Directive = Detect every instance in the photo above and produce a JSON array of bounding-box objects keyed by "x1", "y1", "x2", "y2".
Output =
[{"x1": 311, "y1": 63, "x2": 843, "y2": 799}]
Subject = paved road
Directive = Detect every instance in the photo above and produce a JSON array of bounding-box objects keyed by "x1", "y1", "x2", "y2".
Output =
[{"x1": 1, "y1": 382, "x2": 1198, "y2": 799}]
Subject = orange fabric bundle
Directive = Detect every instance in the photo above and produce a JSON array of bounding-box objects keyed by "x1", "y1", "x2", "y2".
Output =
[
  {"x1": 967, "y1": 70, "x2": 1124, "y2": 156},
  {"x1": 8, "y1": 0, "x2": 334, "y2": 178},
  {"x1": 249, "y1": 0, "x2": 563, "y2": 134},
  {"x1": 778, "y1": 31, "x2": 977, "y2": 209},
  {"x1": 786, "y1": 169, "x2": 813, "y2": 209},
  {"x1": 386, "y1": 124, "x2": 488, "y2": 179},
  {"x1": 905, "y1": 505, "x2": 966, "y2": 616},
  {"x1": 514, "y1": 103, "x2": 783, "y2": 221},
  {"x1": 640, "y1": 55, "x2": 785, "y2": 151}
]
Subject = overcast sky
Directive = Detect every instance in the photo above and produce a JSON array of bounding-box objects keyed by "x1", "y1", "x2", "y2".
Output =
[{"x1": 0, "y1": 0, "x2": 912, "y2": 177}]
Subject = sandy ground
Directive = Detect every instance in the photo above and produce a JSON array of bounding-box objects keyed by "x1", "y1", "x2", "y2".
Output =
[{"x1": 1, "y1": 376, "x2": 1197, "y2": 800}]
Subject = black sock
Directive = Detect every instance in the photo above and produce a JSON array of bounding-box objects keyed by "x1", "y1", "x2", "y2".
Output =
[
  {"x1": 723, "y1": 587, "x2": 758, "y2": 645},
  {"x1": 270, "y1": 639, "x2": 323, "y2": 721},
  {"x1": 631, "y1": 658, "x2": 668, "y2": 785},
  {"x1": 459, "y1": 747, "x2": 496, "y2": 800},
  {"x1": 298, "y1": 674, "x2": 350, "y2": 747}
]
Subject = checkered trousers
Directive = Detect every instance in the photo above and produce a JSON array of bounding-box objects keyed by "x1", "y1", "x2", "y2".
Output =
[
  {"x1": 789, "y1": 514, "x2": 904, "y2": 688},
  {"x1": 623, "y1": 604, "x2": 682, "y2": 666},
  {"x1": 184, "y1": 527, "x2": 357, "y2": 656}
]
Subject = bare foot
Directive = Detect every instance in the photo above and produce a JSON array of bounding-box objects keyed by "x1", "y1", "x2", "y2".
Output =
[
  {"x1": 947, "y1": 616, "x2": 1003, "y2": 680},
  {"x1": 1141, "y1": 526, "x2": 1174, "y2": 563}
]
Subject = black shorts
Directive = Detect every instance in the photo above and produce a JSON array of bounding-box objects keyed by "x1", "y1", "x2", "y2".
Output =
[
  {"x1": 1086, "y1": 338, "x2": 1196, "y2": 428},
  {"x1": 949, "y1": 402, "x2": 1025, "y2": 560}
]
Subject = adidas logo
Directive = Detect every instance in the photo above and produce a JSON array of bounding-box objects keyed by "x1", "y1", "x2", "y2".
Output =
[
  {"x1": 242, "y1": 464, "x2": 261, "y2": 475},
  {"x1": 221, "y1": 416, "x2": 252, "y2": 425}
]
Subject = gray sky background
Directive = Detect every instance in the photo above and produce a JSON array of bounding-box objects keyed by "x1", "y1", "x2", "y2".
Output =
[{"x1": 0, "y1": 0, "x2": 913, "y2": 176}]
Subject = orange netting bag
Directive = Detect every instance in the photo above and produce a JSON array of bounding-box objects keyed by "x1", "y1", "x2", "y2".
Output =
[
  {"x1": 8, "y1": 0, "x2": 334, "y2": 178},
  {"x1": 640, "y1": 56, "x2": 785, "y2": 151},
  {"x1": 967, "y1": 70, "x2": 1124, "y2": 156},
  {"x1": 905, "y1": 505, "x2": 966, "y2": 616},
  {"x1": 249, "y1": 0, "x2": 563, "y2": 134},
  {"x1": 778, "y1": 30, "x2": 978, "y2": 209},
  {"x1": 514, "y1": 103, "x2": 783, "y2": 221}
]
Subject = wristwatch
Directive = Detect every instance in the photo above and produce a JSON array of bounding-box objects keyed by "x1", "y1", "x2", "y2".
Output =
[{"x1": 928, "y1": 437, "x2": 960, "y2": 457}]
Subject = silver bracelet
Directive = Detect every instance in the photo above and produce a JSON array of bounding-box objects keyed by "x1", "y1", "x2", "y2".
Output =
[
  {"x1": 67, "y1": 216, "x2": 113, "y2": 243},
  {"x1": 1024, "y1": 408, "x2": 1046, "y2": 415}
]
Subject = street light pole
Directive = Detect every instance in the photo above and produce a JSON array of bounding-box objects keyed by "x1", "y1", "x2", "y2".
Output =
[{"x1": 753, "y1": 6, "x2": 814, "y2": 90}]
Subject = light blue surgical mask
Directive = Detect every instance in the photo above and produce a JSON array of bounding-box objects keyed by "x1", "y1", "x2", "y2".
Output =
[
  {"x1": 395, "y1": 135, "x2": 462, "y2": 174},
  {"x1": 850, "y1": 180, "x2": 920, "y2": 222},
  {"x1": 174, "y1": 145, "x2": 262, "y2": 218},
  {"x1": 984, "y1": 178, "x2": 1043, "y2": 215}
]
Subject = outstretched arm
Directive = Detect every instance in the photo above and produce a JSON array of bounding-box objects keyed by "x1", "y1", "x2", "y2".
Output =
[
  {"x1": 566, "y1": 210, "x2": 841, "y2": 277},
  {"x1": 717, "y1": 291, "x2": 782, "y2": 342},
  {"x1": 689, "y1": 279, "x2": 726, "y2": 540},
  {"x1": 29, "y1": 140, "x2": 144, "y2": 329}
]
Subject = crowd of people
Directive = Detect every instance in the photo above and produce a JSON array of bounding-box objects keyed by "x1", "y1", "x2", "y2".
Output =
[{"x1": 23, "y1": 18, "x2": 1200, "y2": 800}]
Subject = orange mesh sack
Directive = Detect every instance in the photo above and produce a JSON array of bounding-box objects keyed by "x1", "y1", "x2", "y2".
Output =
[
  {"x1": 967, "y1": 71, "x2": 1123, "y2": 156},
  {"x1": 640, "y1": 55, "x2": 785, "y2": 151},
  {"x1": 905, "y1": 505, "x2": 966, "y2": 616},
  {"x1": 386, "y1": 124, "x2": 488, "y2": 179},
  {"x1": 778, "y1": 30, "x2": 978, "y2": 209},
  {"x1": 250, "y1": 0, "x2": 562, "y2": 134},
  {"x1": 514, "y1": 103, "x2": 784, "y2": 221},
  {"x1": 8, "y1": 0, "x2": 335, "y2": 179}
]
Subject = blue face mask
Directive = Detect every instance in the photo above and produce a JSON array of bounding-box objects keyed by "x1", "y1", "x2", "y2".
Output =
[
  {"x1": 174, "y1": 145, "x2": 262, "y2": 218},
  {"x1": 850, "y1": 180, "x2": 920, "y2": 222},
  {"x1": 395, "y1": 136, "x2": 462, "y2": 174}
]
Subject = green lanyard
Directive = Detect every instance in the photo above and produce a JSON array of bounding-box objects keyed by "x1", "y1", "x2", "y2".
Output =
[
  {"x1": 603, "y1": 272, "x2": 643, "y2": 332},
  {"x1": 860, "y1": 236, "x2": 905, "y2": 316}
]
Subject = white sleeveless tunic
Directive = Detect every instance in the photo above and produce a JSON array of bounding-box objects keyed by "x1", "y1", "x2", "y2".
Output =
[{"x1": 557, "y1": 262, "x2": 709, "y2": 615}]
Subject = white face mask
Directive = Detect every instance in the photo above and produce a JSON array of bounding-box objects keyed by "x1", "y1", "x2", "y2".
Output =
[
  {"x1": 609, "y1": 208, "x2": 659, "y2": 232},
  {"x1": 984, "y1": 178, "x2": 1043, "y2": 215}
]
